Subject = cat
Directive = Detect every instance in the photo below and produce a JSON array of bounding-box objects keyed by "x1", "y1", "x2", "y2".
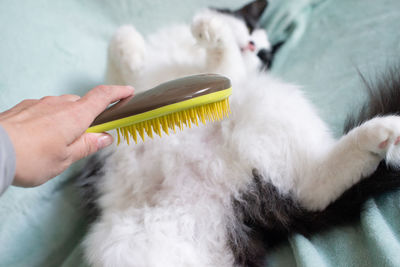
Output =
[{"x1": 77, "y1": 1, "x2": 400, "y2": 266}]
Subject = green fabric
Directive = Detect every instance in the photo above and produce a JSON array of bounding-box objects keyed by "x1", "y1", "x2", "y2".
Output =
[
  {"x1": 0, "y1": 0, "x2": 400, "y2": 266},
  {"x1": 264, "y1": 0, "x2": 400, "y2": 266}
]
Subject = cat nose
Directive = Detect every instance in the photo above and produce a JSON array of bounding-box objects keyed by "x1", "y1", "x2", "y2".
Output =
[
  {"x1": 257, "y1": 48, "x2": 272, "y2": 68},
  {"x1": 257, "y1": 49, "x2": 271, "y2": 62}
]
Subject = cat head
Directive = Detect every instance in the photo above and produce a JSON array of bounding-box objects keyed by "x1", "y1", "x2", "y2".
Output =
[{"x1": 212, "y1": 0, "x2": 272, "y2": 70}]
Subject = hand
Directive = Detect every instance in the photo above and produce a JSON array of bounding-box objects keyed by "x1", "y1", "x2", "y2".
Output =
[{"x1": 0, "y1": 85, "x2": 134, "y2": 187}]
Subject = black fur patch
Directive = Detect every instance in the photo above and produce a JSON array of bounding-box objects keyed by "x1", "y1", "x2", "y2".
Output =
[
  {"x1": 229, "y1": 65, "x2": 400, "y2": 267},
  {"x1": 75, "y1": 154, "x2": 106, "y2": 221},
  {"x1": 229, "y1": 165, "x2": 400, "y2": 267},
  {"x1": 213, "y1": 0, "x2": 268, "y2": 33}
]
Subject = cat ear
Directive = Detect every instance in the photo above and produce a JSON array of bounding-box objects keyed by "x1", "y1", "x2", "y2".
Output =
[{"x1": 234, "y1": 0, "x2": 268, "y2": 32}]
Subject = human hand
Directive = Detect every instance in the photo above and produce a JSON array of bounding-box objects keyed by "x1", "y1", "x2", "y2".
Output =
[{"x1": 0, "y1": 85, "x2": 134, "y2": 187}]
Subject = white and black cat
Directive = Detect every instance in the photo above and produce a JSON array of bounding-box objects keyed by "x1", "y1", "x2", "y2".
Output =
[{"x1": 77, "y1": 1, "x2": 400, "y2": 266}]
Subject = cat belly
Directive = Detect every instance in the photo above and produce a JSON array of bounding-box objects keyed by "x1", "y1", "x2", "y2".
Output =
[{"x1": 84, "y1": 128, "x2": 247, "y2": 266}]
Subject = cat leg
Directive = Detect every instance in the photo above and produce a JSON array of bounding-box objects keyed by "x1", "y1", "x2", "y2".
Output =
[
  {"x1": 191, "y1": 12, "x2": 246, "y2": 81},
  {"x1": 297, "y1": 115, "x2": 400, "y2": 211},
  {"x1": 106, "y1": 25, "x2": 146, "y2": 86}
]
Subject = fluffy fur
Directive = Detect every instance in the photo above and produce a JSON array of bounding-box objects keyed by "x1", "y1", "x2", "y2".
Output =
[{"x1": 77, "y1": 1, "x2": 400, "y2": 266}]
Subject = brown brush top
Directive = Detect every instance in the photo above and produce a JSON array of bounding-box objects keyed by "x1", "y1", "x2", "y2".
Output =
[{"x1": 90, "y1": 74, "x2": 231, "y2": 126}]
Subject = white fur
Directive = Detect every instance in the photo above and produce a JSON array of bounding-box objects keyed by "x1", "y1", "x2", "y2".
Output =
[{"x1": 84, "y1": 9, "x2": 400, "y2": 267}]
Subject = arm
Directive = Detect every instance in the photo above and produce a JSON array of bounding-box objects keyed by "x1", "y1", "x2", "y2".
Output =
[{"x1": 0, "y1": 85, "x2": 134, "y2": 192}]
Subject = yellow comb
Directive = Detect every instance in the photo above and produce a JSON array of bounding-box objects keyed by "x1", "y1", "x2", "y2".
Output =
[{"x1": 86, "y1": 74, "x2": 232, "y2": 144}]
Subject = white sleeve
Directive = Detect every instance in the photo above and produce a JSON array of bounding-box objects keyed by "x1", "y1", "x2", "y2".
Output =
[{"x1": 0, "y1": 124, "x2": 16, "y2": 195}]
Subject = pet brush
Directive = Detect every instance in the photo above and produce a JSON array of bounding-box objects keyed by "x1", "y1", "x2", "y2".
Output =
[{"x1": 86, "y1": 74, "x2": 232, "y2": 144}]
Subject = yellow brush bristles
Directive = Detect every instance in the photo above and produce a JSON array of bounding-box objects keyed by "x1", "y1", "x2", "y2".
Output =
[{"x1": 116, "y1": 98, "x2": 231, "y2": 145}]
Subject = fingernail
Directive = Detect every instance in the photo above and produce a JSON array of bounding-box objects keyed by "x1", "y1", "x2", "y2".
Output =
[{"x1": 97, "y1": 134, "x2": 113, "y2": 149}]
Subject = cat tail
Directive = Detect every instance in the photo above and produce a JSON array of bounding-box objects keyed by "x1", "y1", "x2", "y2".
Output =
[{"x1": 344, "y1": 65, "x2": 400, "y2": 133}]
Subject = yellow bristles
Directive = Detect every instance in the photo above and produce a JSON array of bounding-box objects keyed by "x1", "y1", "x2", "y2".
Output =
[
  {"x1": 137, "y1": 124, "x2": 145, "y2": 142},
  {"x1": 130, "y1": 125, "x2": 138, "y2": 144},
  {"x1": 115, "y1": 98, "x2": 231, "y2": 144}
]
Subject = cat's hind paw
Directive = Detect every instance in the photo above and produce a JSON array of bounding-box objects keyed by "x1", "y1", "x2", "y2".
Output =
[{"x1": 108, "y1": 25, "x2": 146, "y2": 75}]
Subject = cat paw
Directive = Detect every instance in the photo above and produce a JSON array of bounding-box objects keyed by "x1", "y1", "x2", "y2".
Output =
[
  {"x1": 109, "y1": 25, "x2": 146, "y2": 74},
  {"x1": 191, "y1": 12, "x2": 232, "y2": 48},
  {"x1": 357, "y1": 116, "x2": 400, "y2": 165}
]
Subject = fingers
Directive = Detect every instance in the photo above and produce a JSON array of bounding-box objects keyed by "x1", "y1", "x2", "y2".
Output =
[
  {"x1": 77, "y1": 85, "x2": 134, "y2": 126},
  {"x1": 40, "y1": 94, "x2": 80, "y2": 103},
  {"x1": 60, "y1": 94, "x2": 81, "y2": 101},
  {"x1": 1, "y1": 93, "x2": 80, "y2": 119},
  {"x1": 67, "y1": 132, "x2": 114, "y2": 163},
  {"x1": 0, "y1": 99, "x2": 39, "y2": 119},
  {"x1": 14, "y1": 99, "x2": 39, "y2": 109}
]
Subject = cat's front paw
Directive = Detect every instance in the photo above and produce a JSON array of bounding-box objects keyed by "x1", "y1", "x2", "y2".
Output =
[
  {"x1": 191, "y1": 12, "x2": 232, "y2": 48},
  {"x1": 357, "y1": 116, "x2": 400, "y2": 165}
]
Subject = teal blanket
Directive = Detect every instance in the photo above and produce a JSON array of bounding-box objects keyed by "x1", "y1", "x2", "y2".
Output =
[{"x1": 1, "y1": 0, "x2": 400, "y2": 266}]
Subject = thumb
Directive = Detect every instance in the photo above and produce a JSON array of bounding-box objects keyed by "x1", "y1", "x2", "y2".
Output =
[{"x1": 68, "y1": 132, "x2": 113, "y2": 162}]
